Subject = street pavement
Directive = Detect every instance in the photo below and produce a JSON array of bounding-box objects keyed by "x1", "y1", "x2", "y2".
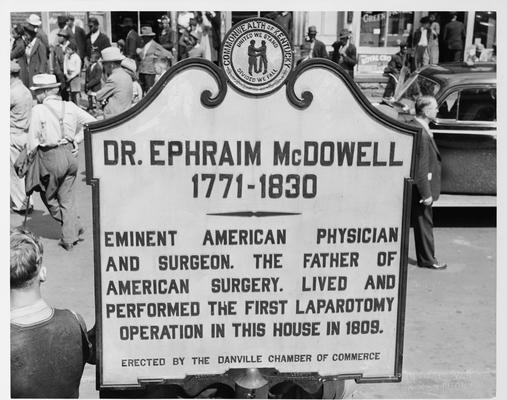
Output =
[{"x1": 10, "y1": 144, "x2": 496, "y2": 399}]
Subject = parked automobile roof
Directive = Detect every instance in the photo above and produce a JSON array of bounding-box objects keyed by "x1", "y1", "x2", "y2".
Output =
[{"x1": 419, "y1": 62, "x2": 497, "y2": 87}]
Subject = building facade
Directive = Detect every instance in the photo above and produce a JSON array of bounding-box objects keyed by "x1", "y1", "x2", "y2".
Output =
[{"x1": 11, "y1": 10, "x2": 496, "y2": 74}]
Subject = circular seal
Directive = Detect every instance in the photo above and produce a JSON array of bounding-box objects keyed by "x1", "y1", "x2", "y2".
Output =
[{"x1": 221, "y1": 17, "x2": 294, "y2": 96}]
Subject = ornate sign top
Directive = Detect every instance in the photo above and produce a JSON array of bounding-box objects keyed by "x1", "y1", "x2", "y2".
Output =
[{"x1": 221, "y1": 17, "x2": 294, "y2": 95}]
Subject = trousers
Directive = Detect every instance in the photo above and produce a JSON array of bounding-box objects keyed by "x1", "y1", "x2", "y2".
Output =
[
  {"x1": 414, "y1": 45, "x2": 429, "y2": 69},
  {"x1": 411, "y1": 199, "x2": 436, "y2": 267},
  {"x1": 428, "y1": 41, "x2": 439, "y2": 64},
  {"x1": 38, "y1": 144, "x2": 81, "y2": 244}
]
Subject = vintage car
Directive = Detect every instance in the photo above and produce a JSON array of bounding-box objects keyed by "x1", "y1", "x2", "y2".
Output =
[{"x1": 376, "y1": 63, "x2": 496, "y2": 196}]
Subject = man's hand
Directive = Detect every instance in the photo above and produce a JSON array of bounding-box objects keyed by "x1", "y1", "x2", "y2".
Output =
[
  {"x1": 420, "y1": 196, "x2": 433, "y2": 206},
  {"x1": 71, "y1": 142, "x2": 79, "y2": 157}
]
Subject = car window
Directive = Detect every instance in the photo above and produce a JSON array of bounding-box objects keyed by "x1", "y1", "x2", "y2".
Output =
[
  {"x1": 437, "y1": 91, "x2": 459, "y2": 119},
  {"x1": 457, "y1": 88, "x2": 496, "y2": 122},
  {"x1": 396, "y1": 74, "x2": 441, "y2": 111}
]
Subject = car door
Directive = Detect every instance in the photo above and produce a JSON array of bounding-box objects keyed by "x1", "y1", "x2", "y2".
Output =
[{"x1": 430, "y1": 85, "x2": 496, "y2": 194}]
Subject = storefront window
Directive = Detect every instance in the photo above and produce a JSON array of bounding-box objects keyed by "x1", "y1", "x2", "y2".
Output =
[
  {"x1": 473, "y1": 11, "x2": 496, "y2": 51},
  {"x1": 359, "y1": 12, "x2": 387, "y2": 47},
  {"x1": 386, "y1": 12, "x2": 413, "y2": 47}
]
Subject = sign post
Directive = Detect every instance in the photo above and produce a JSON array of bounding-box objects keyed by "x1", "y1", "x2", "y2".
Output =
[{"x1": 86, "y1": 18, "x2": 418, "y2": 397}]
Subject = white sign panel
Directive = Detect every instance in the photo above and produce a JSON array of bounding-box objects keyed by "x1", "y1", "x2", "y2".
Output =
[{"x1": 86, "y1": 56, "x2": 416, "y2": 388}]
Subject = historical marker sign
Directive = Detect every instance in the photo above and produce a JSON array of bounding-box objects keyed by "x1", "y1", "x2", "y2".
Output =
[{"x1": 86, "y1": 18, "x2": 417, "y2": 390}]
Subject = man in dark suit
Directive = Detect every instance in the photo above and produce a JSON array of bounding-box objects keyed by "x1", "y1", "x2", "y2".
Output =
[
  {"x1": 443, "y1": 13, "x2": 465, "y2": 62},
  {"x1": 66, "y1": 15, "x2": 87, "y2": 61},
  {"x1": 299, "y1": 26, "x2": 328, "y2": 63},
  {"x1": 411, "y1": 96, "x2": 447, "y2": 270},
  {"x1": 121, "y1": 17, "x2": 142, "y2": 60},
  {"x1": 331, "y1": 29, "x2": 357, "y2": 79},
  {"x1": 85, "y1": 17, "x2": 111, "y2": 62}
]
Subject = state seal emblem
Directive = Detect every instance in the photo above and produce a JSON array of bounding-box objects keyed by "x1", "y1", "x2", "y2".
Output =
[{"x1": 221, "y1": 17, "x2": 294, "y2": 95}]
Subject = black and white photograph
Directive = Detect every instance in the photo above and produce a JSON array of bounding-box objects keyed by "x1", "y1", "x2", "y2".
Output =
[{"x1": 6, "y1": 0, "x2": 504, "y2": 398}]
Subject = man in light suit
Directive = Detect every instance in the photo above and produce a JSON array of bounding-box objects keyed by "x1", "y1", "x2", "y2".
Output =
[
  {"x1": 411, "y1": 96, "x2": 447, "y2": 270},
  {"x1": 96, "y1": 47, "x2": 133, "y2": 117},
  {"x1": 137, "y1": 26, "x2": 173, "y2": 93}
]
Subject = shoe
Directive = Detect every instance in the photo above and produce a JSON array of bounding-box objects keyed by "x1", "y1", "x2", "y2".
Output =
[
  {"x1": 421, "y1": 262, "x2": 447, "y2": 270},
  {"x1": 58, "y1": 240, "x2": 74, "y2": 251}
]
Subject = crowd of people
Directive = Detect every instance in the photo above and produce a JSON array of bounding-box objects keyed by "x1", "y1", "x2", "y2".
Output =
[
  {"x1": 10, "y1": 12, "x2": 223, "y2": 120},
  {"x1": 10, "y1": 12, "x2": 453, "y2": 399}
]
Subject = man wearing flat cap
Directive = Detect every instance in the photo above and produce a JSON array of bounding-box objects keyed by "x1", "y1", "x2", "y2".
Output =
[
  {"x1": 10, "y1": 61, "x2": 34, "y2": 214},
  {"x1": 300, "y1": 25, "x2": 328, "y2": 63},
  {"x1": 95, "y1": 47, "x2": 133, "y2": 117},
  {"x1": 85, "y1": 17, "x2": 111, "y2": 61},
  {"x1": 27, "y1": 74, "x2": 96, "y2": 250},
  {"x1": 331, "y1": 29, "x2": 357, "y2": 79}
]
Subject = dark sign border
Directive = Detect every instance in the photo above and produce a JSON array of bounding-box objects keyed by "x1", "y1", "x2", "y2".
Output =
[{"x1": 85, "y1": 58, "x2": 420, "y2": 391}]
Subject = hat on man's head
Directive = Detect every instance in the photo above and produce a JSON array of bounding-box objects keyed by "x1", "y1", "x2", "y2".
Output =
[
  {"x1": 23, "y1": 23, "x2": 36, "y2": 33},
  {"x1": 88, "y1": 17, "x2": 99, "y2": 26},
  {"x1": 30, "y1": 74, "x2": 61, "y2": 91},
  {"x1": 10, "y1": 61, "x2": 21, "y2": 74},
  {"x1": 120, "y1": 17, "x2": 135, "y2": 27},
  {"x1": 308, "y1": 25, "x2": 317, "y2": 34},
  {"x1": 57, "y1": 29, "x2": 70, "y2": 38},
  {"x1": 26, "y1": 14, "x2": 42, "y2": 26},
  {"x1": 140, "y1": 26, "x2": 156, "y2": 36},
  {"x1": 420, "y1": 16, "x2": 430, "y2": 24},
  {"x1": 101, "y1": 46, "x2": 125, "y2": 62},
  {"x1": 121, "y1": 57, "x2": 137, "y2": 73},
  {"x1": 338, "y1": 28, "x2": 351, "y2": 39},
  {"x1": 57, "y1": 15, "x2": 67, "y2": 25}
]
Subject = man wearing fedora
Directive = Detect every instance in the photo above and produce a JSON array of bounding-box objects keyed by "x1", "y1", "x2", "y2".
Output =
[
  {"x1": 10, "y1": 61, "x2": 34, "y2": 214},
  {"x1": 27, "y1": 74, "x2": 96, "y2": 250},
  {"x1": 26, "y1": 14, "x2": 50, "y2": 57},
  {"x1": 137, "y1": 26, "x2": 173, "y2": 93},
  {"x1": 331, "y1": 29, "x2": 357, "y2": 79},
  {"x1": 96, "y1": 47, "x2": 133, "y2": 117},
  {"x1": 24, "y1": 21, "x2": 48, "y2": 85},
  {"x1": 300, "y1": 26, "x2": 328, "y2": 63},
  {"x1": 85, "y1": 17, "x2": 111, "y2": 62},
  {"x1": 121, "y1": 17, "x2": 142, "y2": 61}
]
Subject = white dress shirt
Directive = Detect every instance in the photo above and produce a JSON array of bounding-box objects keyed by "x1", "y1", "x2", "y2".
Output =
[{"x1": 27, "y1": 95, "x2": 96, "y2": 152}]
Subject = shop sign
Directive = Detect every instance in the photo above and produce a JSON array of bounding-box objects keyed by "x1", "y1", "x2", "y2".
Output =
[{"x1": 357, "y1": 53, "x2": 393, "y2": 74}]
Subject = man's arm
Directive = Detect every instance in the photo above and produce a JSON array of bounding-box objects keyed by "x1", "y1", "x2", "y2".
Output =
[
  {"x1": 27, "y1": 106, "x2": 43, "y2": 153},
  {"x1": 341, "y1": 45, "x2": 357, "y2": 68},
  {"x1": 95, "y1": 75, "x2": 116, "y2": 103},
  {"x1": 414, "y1": 132, "x2": 432, "y2": 201}
]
